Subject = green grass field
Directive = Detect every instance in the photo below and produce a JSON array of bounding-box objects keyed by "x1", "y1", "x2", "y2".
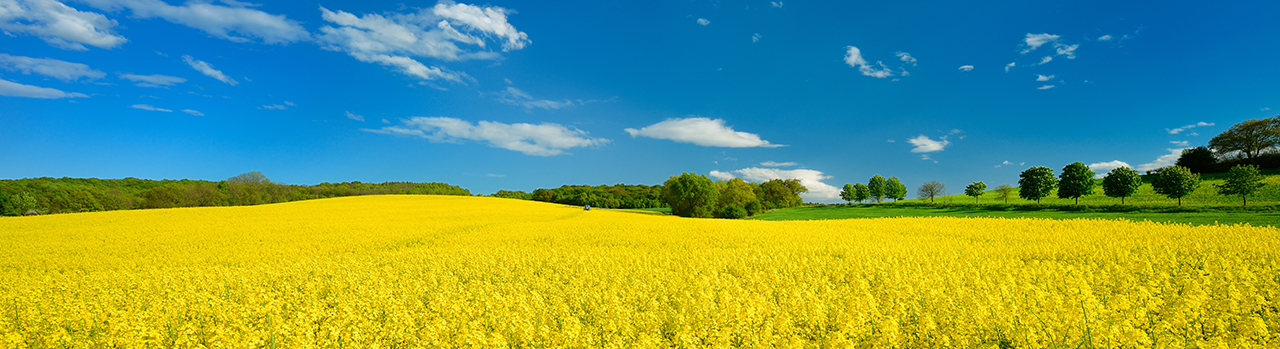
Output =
[{"x1": 930, "y1": 169, "x2": 1280, "y2": 206}]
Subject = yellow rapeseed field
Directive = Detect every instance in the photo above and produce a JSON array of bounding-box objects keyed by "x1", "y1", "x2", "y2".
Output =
[{"x1": 1, "y1": 195, "x2": 1277, "y2": 348}]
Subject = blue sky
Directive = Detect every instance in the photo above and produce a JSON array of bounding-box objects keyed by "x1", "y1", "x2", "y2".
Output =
[{"x1": 1, "y1": 0, "x2": 1277, "y2": 202}]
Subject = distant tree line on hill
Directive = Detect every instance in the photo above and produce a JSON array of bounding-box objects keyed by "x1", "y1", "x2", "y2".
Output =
[
  {"x1": 0, "y1": 172, "x2": 471, "y2": 216},
  {"x1": 489, "y1": 184, "x2": 665, "y2": 209},
  {"x1": 1175, "y1": 114, "x2": 1280, "y2": 173}
]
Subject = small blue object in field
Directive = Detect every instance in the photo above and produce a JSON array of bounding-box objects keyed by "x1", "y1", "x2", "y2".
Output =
[{"x1": 584, "y1": 205, "x2": 591, "y2": 210}]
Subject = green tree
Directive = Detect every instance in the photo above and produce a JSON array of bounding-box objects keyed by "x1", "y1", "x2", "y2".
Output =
[
  {"x1": 839, "y1": 183, "x2": 856, "y2": 204},
  {"x1": 1208, "y1": 117, "x2": 1280, "y2": 161},
  {"x1": 885, "y1": 177, "x2": 907, "y2": 202},
  {"x1": 4, "y1": 192, "x2": 39, "y2": 215},
  {"x1": 227, "y1": 171, "x2": 272, "y2": 185},
  {"x1": 964, "y1": 181, "x2": 987, "y2": 203},
  {"x1": 1175, "y1": 146, "x2": 1219, "y2": 174},
  {"x1": 760, "y1": 179, "x2": 807, "y2": 209},
  {"x1": 993, "y1": 184, "x2": 1015, "y2": 204},
  {"x1": 1151, "y1": 166, "x2": 1200, "y2": 206},
  {"x1": 717, "y1": 178, "x2": 759, "y2": 218},
  {"x1": 1057, "y1": 162, "x2": 1096, "y2": 205},
  {"x1": 662, "y1": 173, "x2": 719, "y2": 218},
  {"x1": 853, "y1": 183, "x2": 870, "y2": 203},
  {"x1": 1216, "y1": 164, "x2": 1267, "y2": 206},
  {"x1": 1018, "y1": 166, "x2": 1057, "y2": 203},
  {"x1": 1101, "y1": 167, "x2": 1142, "y2": 205},
  {"x1": 917, "y1": 180, "x2": 945, "y2": 203},
  {"x1": 867, "y1": 175, "x2": 887, "y2": 202}
]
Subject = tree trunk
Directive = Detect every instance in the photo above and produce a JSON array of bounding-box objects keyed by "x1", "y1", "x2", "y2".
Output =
[
  {"x1": 1244, "y1": 195, "x2": 1248, "y2": 207},
  {"x1": 1121, "y1": 196, "x2": 1125, "y2": 205},
  {"x1": 1075, "y1": 197, "x2": 1079, "y2": 205},
  {"x1": 1178, "y1": 197, "x2": 1182, "y2": 206}
]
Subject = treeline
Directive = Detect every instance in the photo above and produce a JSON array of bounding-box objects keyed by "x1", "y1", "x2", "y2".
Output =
[
  {"x1": 490, "y1": 184, "x2": 665, "y2": 209},
  {"x1": 662, "y1": 173, "x2": 807, "y2": 218},
  {"x1": 1177, "y1": 114, "x2": 1280, "y2": 173},
  {"x1": 0, "y1": 172, "x2": 471, "y2": 216}
]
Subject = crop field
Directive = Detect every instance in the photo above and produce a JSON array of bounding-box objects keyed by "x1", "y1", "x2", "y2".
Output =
[{"x1": 1, "y1": 195, "x2": 1277, "y2": 347}]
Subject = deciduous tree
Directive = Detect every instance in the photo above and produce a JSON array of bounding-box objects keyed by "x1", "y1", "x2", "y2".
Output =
[
  {"x1": 1208, "y1": 117, "x2": 1280, "y2": 161},
  {"x1": 994, "y1": 184, "x2": 1014, "y2": 204},
  {"x1": 1101, "y1": 167, "x2": 1142, "y2": 205},
  {"x1": 1018, "y1": 166, "x2": 1057, "y2": 204},
  {"x1": 917, "y1": 180, "x2": 946, "y2": 203},
  {"x1": 964, "y1": 181, "x2": 987, "y2": 203},
  {"x1": 662, "y1": 173, "x2": 719, "y2": 218},
  {"x1": 853, "y1": 183, "x2": 870, "y2": 203},
  {"x1": 886, "y1": 177, "x2": 907, "y2": 202},
  {"x1": 868, "y1": 175, "x2": 887, "y2": 203},
  {"x1": 1057, "y1": 162, "x2": 1096, "y2": 205},
  {"x1": 840, "y1": 183, "x2": 856, "y2": 204},
  {"x1": 1217, "y1": 164, "x2": 1266, "y2": 206},
  {"x1": 1151, "y1": 166, "x2": 1200, "y2": 206}
]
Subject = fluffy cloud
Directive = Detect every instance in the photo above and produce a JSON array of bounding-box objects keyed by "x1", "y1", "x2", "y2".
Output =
[
  {"x1": 958, "y1": 65, "x2": 974, "y2": 72},
  {"x1": 119, "y1": 73, "x2": 185, "y2": 87},
  {"x1": 316, "y1": 3, "x2": 528, "y2": 82},
  {"x1": 1088, "y1": 160, "x2": 1131, "y2": 177},
  {"x1": 1098, "y1": 34, "x2": 1113, "y2": 41},
  {"x1": 844, "y1": 46, "x2": 895, "y2": 78},
  {"x1": 0, "y1": 53, "x2": 104, "y2": 81},
  {"x1": 696, "y1": 18, "x2": 709, "y2": 26},
  {"x1": 182, "y1": 55, "x2": 236, "y2": 85},
  {"x1": 1038, "y1": 56, "x2": 1053, "y2": 65},
  {"x1": 760, "y1": 161, "x2": 796, "y2": 167},
  {"x1": 907, "y1": 135, "x2": 948, "y2": 153},
  {"x1": 1036, "y1": 74, "x2": 1054, "y2": 81},
  {"x1": 1055, "y1": 43, "x2": 1078, "y2": 59},
  {"x1": 895, "y1": 51, "x2": 917, "y2": 65},
  {"x1": 625, "y1": 117, "x2": 783, "y2": 148},
  {"x1": 994, "y1": 160, "x2": 1016, "y2": 168},
  {"x1": 771, "y1": 1, "x2": 783, "y2": 8},
  {"x1": 0, "y1": 77, "x2": 88, "y2": 98},
  {"x1": 78, "y1": 0, "x2": 308, "y2": 44},
  {"x1": 710, "y1": 167, "x2": 840, "y2": 201},
  {"x1": 182, "y1": 109, "x2": 203, "y2": 116},
  {"x1": 1004, "y1": 62, "x2": 1015, "y2": 72},
  {"x1": 1136, "y1": 149, "x2": 1185, "y2": 172},
  {"x1": 1166, "y1": 122, "x2": 1214, "y2": 134},
  {"x1": 1021, "y1": 33, "x2": 1059, "y2": 54},
  {"x1": 0, "y1": 0, "x2": 126, "y2": 50},
  {"x1": 494, "y1": 87, "x2": 573, "y2": 110},
  {"x1": 364, "y1": 117, "x2": 607, "y2": 156},
  {"x1": 131, "y1": 104, "x2": 171, "y2": 112},
  {"x1": 345, "y1": 111, "x2": 365, "y2": 121},
  {"x1": 1037, "y1": 85, "x2": 1055, "y2": 90}
]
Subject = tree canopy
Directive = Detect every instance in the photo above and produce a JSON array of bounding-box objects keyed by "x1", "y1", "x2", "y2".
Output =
[
  {"x1": 885, "y1": 177, "x2": 907, "y2": 201},
  {"x1": 1057, "y1": 162, "x2": 1096, "y2": 205},
  {"x1": 964, "y1": 181, "x2": 986, "y2": 203},
  {"x1": 662, "y1": 173, "x2": 719, "y2": 218},
  {"x1": 853, "y1": 183, "x2": 870, "y2": 203},
  {"x1": 1018, "y1": 167, "x2": 1057, "y2": 203},
  {"x1": 1217, "y1": 164, "x2": 1267, "y2": 206},
  {"x1": 1151, "y1": 166, "x2": 1201, "y2": 206},
  {"x1": 993, "y1": 184, "x2": 1015, "y2": 204},
  {"x1": 917, "y1": 180, "x2": 945, "y2": 203},
  {"x1": 1101, "y1": 167, "x2": 1142, "y2": 205},
  {"x1": 867, "y1": 175, "x2": 887, "y2": 202},
  {"x1": 1209, "y1": 117, "x2": 1280, "y2": 161}
]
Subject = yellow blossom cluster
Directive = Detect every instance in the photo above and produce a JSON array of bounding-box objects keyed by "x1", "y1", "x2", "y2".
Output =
[{"x1": 1, "y1": 195, "x2": 1276, "y2": 347}]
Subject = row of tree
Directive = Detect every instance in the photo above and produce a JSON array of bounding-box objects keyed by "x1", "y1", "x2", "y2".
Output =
[
  {"x1": 490, "y1": 184, "x2": 666, "y2": 209},
  {"x1": 837, "y1": 175, "x2": 909, "y2": 203},
  {"x1": 0, "y1": 172, "x2": 472, "y2": 216},
  {"x1": 662, "y1": 173, "x2": 807, "y2": 218}
]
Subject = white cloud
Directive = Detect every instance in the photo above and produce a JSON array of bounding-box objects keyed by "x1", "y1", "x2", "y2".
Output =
[
  {"x1": 0, "y1": 54, "x2": 104, "y2": 81},
  {"x1": 1004, "y1": 62, "x2": 1015, "y2": 72},
  {"x1": 284, "y1": 101, "x2": 295, "y2": 106},
  {"x1": 711, "y1": 167, "x2": 841, "y2": 201},
  {"x1": 1171, "y1": 140, "x2": 1190, "y2": 147},
  {"x1": 1263, "y1": 107, "x2": 1271, "y2": 112},
  {"x1": 119, "y1": 73, "x2": 185, "y2": 87},
  {"x1": 886, "y1": 139, "x2": 896, "y2": 143},
  {"x1": 78, "y1": 0, "x2": 308, "y2": 44},
  {"x1": 907, "y1": 135, "x2": 948, "y2": 153},
  {"x1": 844, "y1": 46, "x2": 895, "y2": 78},
  {"x1": 1166, "y1": 122, "x2": 1214, "y2": 134},
  {"x1": 1037, "y1": 85, "x2": 1055, "y2": 90},
  {"x1": 1036, "y1": 74, "x2": 1054, "y2": 81},
  {"x1": 1088, "y1": 160, "x2": 1131, "y2": 177},
  {"x1": 760, "y1": 161, "x2": 796, "y2": 167},
  {"x1": 994, "y1": 160, "x2": 1015, "y2": 168},
  {"x1": 1098, "y1": 34, "x2": 1112, "y2": 41},
  {"x1": 181, "y1": 109, "x2": 203, "y2": 116},
  {"x1": 1021, "y1": 33, "x2": 1059, "y2": 54},
  {"x1": 345, "y1": 111, "x2": 364, "y2": 121},
  {"x1": 1038, "y1": 56, "x2": 1053, "y2": 65},
  {"x1": 771, "y1": 1, "x2": 783, "y2": 8},
  {"x1": 131, "y1": 104, "x2": 171, "y2": 112},
  {"x1": 958, "y1": 65, "x2": 974, "y2": 72},
  {"x1": 751, "y1": 33, "x2": 761, "y2": 42},
  {"x1": 494, "y1": 86, "x2": 573, "y2": 110},
  {"x1": 895, "y1": 51, "x2": 917, "y2": 65},
  {"x1": 182, "y1": 55, "x2": 236, "y2": 85},
  {"x1": 696, "y1": 18, "x2": 709, "y2": 26},
  {"x1": 315, "y1": 3, "x2": 528, "y2": 82},
  {"x1": 1055, "y1": 43, "x2": 1078, "y2": 59},
  {"x1": 1136, "y1": 149, "x2": 1185, "y2": 172},
  {"x1": 624, "y1": 117, "x2": 783, "y2": 148},
  {"x1": 363, "y1": 117, "x2": 608, "y2": 156},
  {"x1": 261, "y1": 104, "x2": 287, "y2": 110},
  {"x1": 0, "y1": 0, "x2": 127, "y2": 50},
  {"x1": 0, "y1": 77, "x2": 88, "y2": 98}
]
